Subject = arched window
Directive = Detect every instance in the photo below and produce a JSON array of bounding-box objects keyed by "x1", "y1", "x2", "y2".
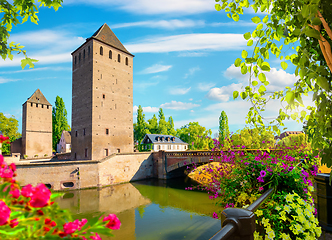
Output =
[
  {"x1": 109, "y1": 50, "x2": 112, "y2": 59},
  {"x1": 83, "y1": 49, "x2": 85, "y2": 59},
  {"x1": 100, "y1": 46, "x2": 103, "y2": 55},
  {"x1": 79, "y1": 53, "x2": 81, "y2": 63},
  {"x1": 88, "y1": 46, "x2": 90, "y2": 56},
  {"x1": 118, "y1": 54, "x2": 121, "y2": 63},
  {"x1": 125, "y1": 57, "x2": 128, "y2": 66}
]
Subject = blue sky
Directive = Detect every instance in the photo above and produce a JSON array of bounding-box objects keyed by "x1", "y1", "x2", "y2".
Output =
[{"x1": 0, "y1": 0, "x2": 308, "y2": 137}]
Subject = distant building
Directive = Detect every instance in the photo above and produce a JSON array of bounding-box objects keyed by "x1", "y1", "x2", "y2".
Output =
[
  {"x1": 140, "y1": 134, "x2": 188, "y2": 152},
  {"x1": 20, "y1": 89, "x2": 52, "y2": 158},
  {"x1": 57, "y1": 131, "x2": 71, "y2": 153},
  {"x1": 71, "y1": 23, "x2": 134, "y2": 161},
  {"x1": 275, "y1": 131, "x2": 303, "y2": 141}
]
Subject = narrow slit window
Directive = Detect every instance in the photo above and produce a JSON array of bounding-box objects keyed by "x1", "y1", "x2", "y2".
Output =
[
  {"x1": 83, "y1": 49, "x2": 85, "y2": 59},
  {"x1": 88, "y1": 46, "x2": 90, "y2": 56},
  {"x1": 100, "y1": 46, "x2": 103, "y2": 55},
  {"x1": 75, "y1": 131, "x2": 78, "y2": 137},
  {"x1": 79, "y1": 53, "x2": 81, "y2": 63},
  {"x1": 31, "y1": 103, "x2": 33, "y2": 107},
  {"x1": 109, "y1": 50, "x2": 112, "y2": 59},
  {"x1": 103, "y1": 94, "x2": 105, "y2": 99},
  {"x1": 117, "y1": 54, "x2": 121, "y2": 63},
  {"x1": 106, "y1": 128, "x2": 109, "y2": 135},
  {"x1": 125, "y1": 57, "x2": 128, "y2": 66},
  {"x1": 85, "y1": 148, "x2": 88, "y2": 158},
  {"x1": 83, "y1": 128, "x2": 86, "y2": 136}
]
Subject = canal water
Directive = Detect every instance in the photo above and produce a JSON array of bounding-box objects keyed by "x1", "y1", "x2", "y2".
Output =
[{"x1": 56, "y1": 177, "x2": 222, "y2": 240}]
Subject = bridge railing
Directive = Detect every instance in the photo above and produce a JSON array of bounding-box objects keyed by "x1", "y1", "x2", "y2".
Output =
[{"x1": 209, "y1": 188, "x2": 274, "y2": 240}]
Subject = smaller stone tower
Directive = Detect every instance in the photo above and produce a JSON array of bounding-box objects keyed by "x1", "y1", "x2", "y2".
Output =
[{"x1": 22, "y1": 89, "x2": 52, "y2": 158}]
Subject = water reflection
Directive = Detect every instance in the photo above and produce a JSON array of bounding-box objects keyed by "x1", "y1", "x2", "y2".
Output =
[{"x1": 56, "y1": 178, "x2": 221, "y2": 240}]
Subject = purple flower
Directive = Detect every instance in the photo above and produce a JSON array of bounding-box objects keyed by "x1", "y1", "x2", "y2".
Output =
[
  {"x1": 212, "y1": 212, "x2": 218, "y2": 219},
  {"x1": 260, "y1": 170, "x2": 267, "y2": 177},
  {"x1": 257, "y1": 176, "x2": 264, "y2": 183}
]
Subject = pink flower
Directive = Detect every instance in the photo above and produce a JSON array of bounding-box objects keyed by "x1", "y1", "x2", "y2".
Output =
[
  {"x1": 90, "y1": 233, "x2": 102, "y2": 240},
  {"x1": 63, "y1": 219, "x2": 87, "y2": 235},
  {"x1": 29, "y1": 184, "x2": 51, "y2": 208},
  {"x1": 9, "y1": 218, "x2": 18, "y2": 228},
  {"x1": 258, "y1": 187, "x2": 264, "y2": 191},
  {"x1": 9, "y1": 188, "x2": 20, "y2": 199},
  {"x1": 9, "y1": 163, "x2": 16, "y2": 172},
  {"x1": 21, "y1": 184, "x2": 34, "y2": 198},
  {"x1": 1, "y1": 167, "x2": 13, "y2": 178},
  {"x1": 212, "y1": 212, "x2": 218, "y2": 219},
  {"x1": 103, "y1": 214, "x2": 121, "y2": 230},
  {"x1": 0, "y1": 155, "x2": 3, "y2": 165},
  {"x1": 257, "y1": 176, "x2": 264, "y2": 183},
  {"x1": 0, "y1": 201, "x2": 11, "y2": 225}
]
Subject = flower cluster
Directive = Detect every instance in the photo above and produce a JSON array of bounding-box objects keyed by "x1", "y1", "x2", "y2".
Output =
[
  {"x1": 0, "y1": 135, "x2": 121, "y2": 239},
  {"x1": 188, "y1": 136, "x2": 321, "y2": 239}
]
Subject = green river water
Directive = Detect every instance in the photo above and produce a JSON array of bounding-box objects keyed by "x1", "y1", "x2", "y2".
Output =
[{"x1": 56, "y1": 178, "x2": 222, "y2": 240}]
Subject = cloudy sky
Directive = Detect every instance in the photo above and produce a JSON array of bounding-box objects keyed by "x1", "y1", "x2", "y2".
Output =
[{"x1": 0, "y1": 0, "x2": 306, "y2": 136}]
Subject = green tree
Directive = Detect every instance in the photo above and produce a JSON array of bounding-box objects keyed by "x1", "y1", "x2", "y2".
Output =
[
  {"x1": 52, "y1": 96, "x2": 70, "y2": 151},
  {"x1": 176, "y1": 122, "x2": 213, "y2": 150},
  {"x1": 158, "y1": 108, "x2": 168, "y2": 135},
  {"x1": 214, "y1": 0, "x2": 332, "y2": 166},
  {"x1": 218, "y1": 111, "x2": 229, "y2": 147},
  {"x1": 147, "y1": 114, "x2": 158, "y2": 134},
  {"x1": 134, "y1": 105, "x2": 149, "y2": 144},
  {"x1": 167, "y1": 116, "x2": 177, "y2": 136},
  {"x1": 1, "y1": 0, "x2": 62, "y2": 69},
  {"x1": 0, "y1": 113, "x2": 21, "y2": 155}
]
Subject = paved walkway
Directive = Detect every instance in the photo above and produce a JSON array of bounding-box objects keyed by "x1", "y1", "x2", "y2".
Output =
[{"x1": 319, "y1": 230, "x2": 332, "y2": 240}]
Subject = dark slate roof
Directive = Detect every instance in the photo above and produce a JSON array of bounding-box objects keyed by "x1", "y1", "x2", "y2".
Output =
[
  {"x1": 141, "y1": 134, "x2": 188, "y2": 145},
  {"x1": 26, "y1": 89, "x2": 51, "y2": 106},
  {"x1": 90, "y1": 23, "x2": 133, "y2": 56}
]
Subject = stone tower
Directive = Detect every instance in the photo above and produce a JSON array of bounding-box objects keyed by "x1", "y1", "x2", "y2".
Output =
[
  {"x1": 71, "y1": 23, "x2": 134, "y2": 161},
  {"x1": 22, "y1": 89, "x2": 52, "y2": 158}
]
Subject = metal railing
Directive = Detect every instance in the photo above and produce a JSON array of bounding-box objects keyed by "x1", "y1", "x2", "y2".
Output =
[{"x1": 210, "y1": 188, "x2": 274, "y2": 240}]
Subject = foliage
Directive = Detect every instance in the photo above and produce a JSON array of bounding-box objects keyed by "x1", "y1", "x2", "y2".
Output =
[
  {"x1": 215, "y1": 0, "x2": 332, "y2": 167},
  {"x1": 0, "y1": 137, "x2": 120, "y2": 239},
  {"x1": 157, "y1": 108, "x2": 168, "y2": 135},
  {"x1": 167, "y1": 116, "x2": 177, "y2": 136},
  {"x1": 1, "y1": 0, "x2": 63, "y2": 69},
  {"x1": 218, "y1": 111, "x2": 229, "y2": 147},
  {"x1": 147, "y1": 114, "x2": 158, "y2": 134},
  {"x1": 191, "y1": 141, "x2": 321, "y2": 239},
  {"x1": 277, "y1": 133, "x2": 310, "y2": 150},
  {"x1": 0, "y1": 113, "x2": 21, "y2": 155},
  {"x1": 52, "y1": 96, "x2": 70, "y2": 152},
  {"x1": 134, "y1": 105, "x2": 150, "y2": 144},
  {"x1": 176, "y1": 122, "x2": 213, "y2": 150}
]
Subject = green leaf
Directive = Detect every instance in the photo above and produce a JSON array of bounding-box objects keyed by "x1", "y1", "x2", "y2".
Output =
[
  {"x1": 241, "y1": 64, "x2": 248, "y2": 74},
  {"x1": 252, "y1": 80, "x2": 258, "y2": 86},
  {"x1": 241, "y1": 50, "x2": 248, "y2": 59},
  {"x1": 317, "y1": 76, "x2": 330, "y2": 91},
  {"x1": 256, "y1": 23, "x2": 263, "y2": 30},
  {"x1": 215, "y1": 4, "x2": 222, "y2": 11},
  {"x1": 247, "y1": 39, "x2": 253, "y2": 46},
  {"x1": 301, "y1": 110, "x2": 306, "y2": 118},
  {"x1": 251, "y1": 16, "x2": 261, "y2": 24},
  {"x1": 244, "y1": 32, "x2": 251, "y2": 40},
  {"x1": 232, "y1": 13, "x2": 240, "y2": 21},
  {"x1": 281, "y1": 61, "x2": 288, "y2": 70},
  {"x1": 233, "y1": 91, "x2": 239, "y2": 99},
  {"x1": 258, "y1": 73, "x2": 266, "y2": 82},
  {"x1": 240, "y1": 91, "x2": 247, "y2": 99},
  {"x1": 261, "y1": 62, "x2": 270, "y2": 71},
  {"x1": 305, "y1": 28, "x2": 320, "y2": 40},
  {"x1": 234, "y1": 58, "x2": 242, "y2": 67},
  {"x1": 312, "y1": 17, "x2": 321, "y2": 25},
  {"x1": 262, "y1": 15, "x2": 269, "y2": 23},
  {"x1": 285, "y1": 91, "x2": 295, "y2": 104},
  {"x1": 258, "y1": 85, "x2": 266, "y2": 93},
  {"x1": 293, "y1": 28, "x2": 301, "y2": 36}
]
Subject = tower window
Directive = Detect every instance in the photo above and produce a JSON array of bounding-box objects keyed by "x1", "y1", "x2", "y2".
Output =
[
  {"x1": 83, "y1": 128, "x2": 86, "y2": 136},
  {"x1": 100, "y1": 46, "x2": 103, "y2": 55},
  {"x1": 88, "y1": 46, "x2": 90, "y2": 56},
  {"x1": 75, "y1": 131, "x2": 77, "y2": 137},
  {"x1": 83, "y1": 49, "x2": 85, "y2": 59},
  {"x1": 106, "y1": 128, "x2": 109, "y2": 135},
  {"x1": 74, "y1": 153, "x2": 77, "y2": 159},
  {"x1": 31, "y1": 102, "x2": 33, "y2": 107},
  {"x1": 109, "y1": 50, "x2": 112, "y2": 59},
  {"x1": 117, "y1": 54, "x2": 121, "y2": 63},
  {"x1": 85, "y1": 148, "x2": 88, "y2": 158},
  {"x1": 79, "y1": 53, "x2": 81, "y2": 63},
  {"x1": 41, "y1": 104, "x2": 44, "y2": 108},
  {"x1": 125, "y1": 57, "x2": 128, "y2": 66},
  {"x1": 104, "y1": 149, "x2": 109, "y2": 157},
  {"x1": 36, "y1": 104, "x2": 38, "y2": 108},
  {"x1": 102, "y1": 94, "x2": 105, "y2": 99},
  {"x1": 47, "y1": 105, "x2": 49, "y2": 109}
]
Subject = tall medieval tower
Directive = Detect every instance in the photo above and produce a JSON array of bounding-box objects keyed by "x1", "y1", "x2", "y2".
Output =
[
  {"x1": 71, "y1": 23, "x2": 134, "y2": 161},
  {"x1": 22, "y1": 89, "x2": 52, "y2": 158}
]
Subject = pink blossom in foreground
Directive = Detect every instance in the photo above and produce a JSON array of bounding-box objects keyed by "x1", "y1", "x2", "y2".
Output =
[
  {"x1": 212, "y1": 212, "x2": 218, "y2": 219},
  {"x1": 90, "y1": 233, "x2": 102, "y2": 240},
  {"x1": 63, "y1": 218, "x2": 87, "y2": 235},
  {"x1": 258, "y1": 187, "x2": 264, "y2": 191},
  {"x1": 0, "y1": 200, "x2": 11, "y2": 225},
  {"x1": 9, "y1": 187, "x2": 20, "y2": 199},
  {"x1": 22, "y1": 184, "x2": 51, "y2": 207},
  {"x1": 103, "y1": 214, "x2": 121, "y2": 230},
  {"x1": 21, "y1": 184, "x2": 34, "y2": 198}
]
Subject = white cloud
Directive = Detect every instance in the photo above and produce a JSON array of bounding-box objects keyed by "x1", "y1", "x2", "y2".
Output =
[
  {"x1": 169, "y1": 87, "x2": 191, "y2": 95},
  {"x1": 0, "y1": 77, "x2": 20, "y2": 84},
  {"x1": 205, "y1": 83, "x2": 242, "y2": 102},
  {"x1": 160, "y1": 101, "x2": 200, "y2": 110},
  {"x1": 112, "y1": 19, "x2": 205, "y2": 29},
  {"x1": 184, "y1": 67, "x2": 200, "y2": 78},
  {"x1": 197, "y1": 82, "x2": 216, "y2": 91},
  {"x1": 140, "y1": 64, "x2": 172, "y2": 74},
  {"x1": 65, "y1": 0, "x2": 214, "y2": 15},
  {"x1": 210, "y1": 20, "x2": 256, "y2": 27},
  {"x1": 125, "y1": 33, "x2": 246, "y2": 53},
  {"x1": 133, "y1": 105, "x2": 159, "y2": 114},
  {"x1": 0, "y1": 53, "x2": 71, "y2": 67}
]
